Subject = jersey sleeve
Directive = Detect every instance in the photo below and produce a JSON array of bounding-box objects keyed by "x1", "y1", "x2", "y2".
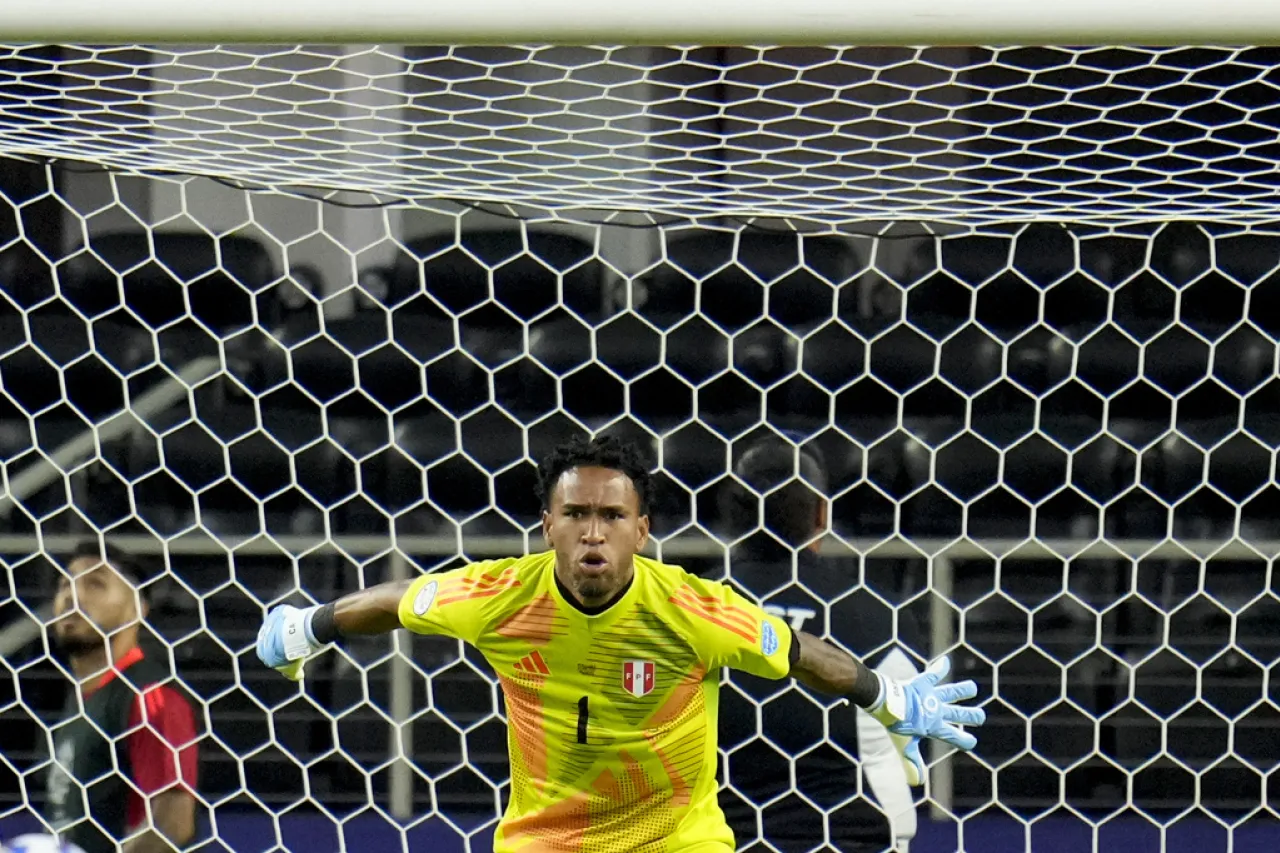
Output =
[
  {"x1": 668, "y1": 574, "x2": 793, "y2": 679},
  {"x1": 397, "y1": 559, "x2": 520, "y2": 645}
]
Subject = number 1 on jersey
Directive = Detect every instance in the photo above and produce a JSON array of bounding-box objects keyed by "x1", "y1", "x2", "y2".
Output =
[{"x1": 577, "y1": 696, "x2": 588, "y2": 744}]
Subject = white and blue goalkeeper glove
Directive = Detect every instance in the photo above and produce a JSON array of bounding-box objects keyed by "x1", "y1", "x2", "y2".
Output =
[
  {"x1": 256, "y1": 604, "x2": 329, "y2": 682},
  {"x1": 867, "y1": 655, "x2": 985, "y2": 786}
]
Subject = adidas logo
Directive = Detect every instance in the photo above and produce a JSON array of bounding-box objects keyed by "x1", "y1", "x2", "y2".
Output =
[{"x1": 513, "y1": 650, "x2": 551, "y2": 676}]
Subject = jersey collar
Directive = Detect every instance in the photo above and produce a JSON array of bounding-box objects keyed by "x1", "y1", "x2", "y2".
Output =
[
  {"x1": 549, "y1": 556, "x2": 642, "y2": 622},
  {"x1": 555, "y1": 571, "x2": 633, "y2": 616},
  {"x1": 88, "y1": 645, "x2": 145, "y2": 695}
]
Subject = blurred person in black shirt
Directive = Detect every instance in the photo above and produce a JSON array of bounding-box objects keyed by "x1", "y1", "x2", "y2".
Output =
[{"x1": 711, "y1": 435, "x2": 925, "y2": 853}]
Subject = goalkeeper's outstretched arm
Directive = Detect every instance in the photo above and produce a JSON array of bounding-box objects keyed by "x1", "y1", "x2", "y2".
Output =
[
  {"x1": 789, "y1": 631, "x2": 986, "y2": 786},
  {"x1": 324, "y1": 581, "x2": 411, "y2": 635},
  {"x1": 790, "y1": 629, "x2": 883, "y2": 703},
  {"x1": 255, "y1": 581, "x2": 411, "y2": 679}
]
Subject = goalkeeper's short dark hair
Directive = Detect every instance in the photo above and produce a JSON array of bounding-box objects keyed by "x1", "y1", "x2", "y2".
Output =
[
  {"x1": 537, "y1": 434, "x2": 654, "y2": 515},
  {"x1": 723, "y1": 434, "x2": 829, "y2": 547},
  {"x1": 70, "y1": 539, "x2": 150, "y2": 602}
]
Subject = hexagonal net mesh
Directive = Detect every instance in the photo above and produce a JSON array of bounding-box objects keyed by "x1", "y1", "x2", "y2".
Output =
[
  {"x1": 4, "y1": 45, "x2": 1280, "y2": 227},
  {"x1": 0, "y1": 42, "x2": 1279, "y2": 853}
]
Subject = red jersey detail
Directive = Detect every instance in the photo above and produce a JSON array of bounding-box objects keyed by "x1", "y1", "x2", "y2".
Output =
[
  {"x1": 90, "y1": 645, "x2": 145, "y2": 692},
  {"x1": 86, "y1": 647, "x2": 199, "y2": 830}
]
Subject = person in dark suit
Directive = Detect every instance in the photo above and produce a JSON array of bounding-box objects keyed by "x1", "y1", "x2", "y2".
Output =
[{"x1": 713, "y1": 434, "x2": 925, "y2": 853}]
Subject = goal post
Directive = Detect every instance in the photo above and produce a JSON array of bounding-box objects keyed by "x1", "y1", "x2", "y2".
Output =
[
  {"x1": 1, "y1": 34, "x2": 1280, "y2": 853},
  {"x1": 6, "y1": 1, "x2": 1280, "y2": 43}
]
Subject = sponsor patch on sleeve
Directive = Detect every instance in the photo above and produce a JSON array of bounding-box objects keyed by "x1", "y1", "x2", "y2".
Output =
[
  {"x1": 412, "y1": 580, "x2": 439, "y2": 616},
  {"x1": 761, "y1": 620, "x2": 779, "y2": 656}
]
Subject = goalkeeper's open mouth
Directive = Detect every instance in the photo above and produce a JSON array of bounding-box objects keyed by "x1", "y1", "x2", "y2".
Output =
[{"x1": 578, "y1": 552, "x2": 609, "y2": 575}]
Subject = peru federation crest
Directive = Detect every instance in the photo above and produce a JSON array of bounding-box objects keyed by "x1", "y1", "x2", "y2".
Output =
[{"x1": 622, "y1": 660, "x2": 655, "y2": 698}]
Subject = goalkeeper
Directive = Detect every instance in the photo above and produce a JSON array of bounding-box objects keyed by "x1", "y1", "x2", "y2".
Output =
[{"x1": 257, "y1": 436, "x2": 984, "y2": 853}]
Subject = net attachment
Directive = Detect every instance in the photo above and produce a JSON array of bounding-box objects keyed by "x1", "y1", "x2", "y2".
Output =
[{"x1": 1, "y1": 40, "x2": 1279, "y2": 853}]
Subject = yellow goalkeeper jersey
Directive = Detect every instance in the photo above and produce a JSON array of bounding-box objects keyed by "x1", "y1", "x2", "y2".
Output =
[{"x1": 397, "y1": 550, "x2": 794, "y2": 853}]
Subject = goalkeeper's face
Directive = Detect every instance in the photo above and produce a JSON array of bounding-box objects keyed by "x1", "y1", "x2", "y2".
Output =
[
  {"x1": 543, "y1": 466, "x2": 650, "y2": 607},
  {"x1": 51, "y1": 557, "x2": 144, "y2": 656}
]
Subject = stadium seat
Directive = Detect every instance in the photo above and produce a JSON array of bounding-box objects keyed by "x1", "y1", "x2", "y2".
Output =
[
  {"x1": 1049, "y1": 323, "x2": 1212, "y2": 405},
  {"x1": 1113, "y1": 269, "x2": 1179, "y2": 342},
  {"x1": 662, "y1": 315, "x2": 729, "y2": 387},
  {"x1": 387, "y1": 227, "x2": 606, "y2": 323},
  {"x1": 907, "y1": 235, "x2": 987, "y2": 298},
  {"x1": 527, "y1": 314, "x2": 592, "y2": 378},
  {"x1": 248, "y1": 298, "x2": 461, "y2": 418},
  {"x1": 939, "y1": 235, "x2": 1011, "y2": 289},
  {"x1": 0, "y1": 401, "x2": 88, "y2": 533},
  {"x1": 1138, "y1": 430, "x2": 1227, "y2": 539},
  {"x1": 0, "y1": 313, "x2": 147, "y2": 420},
  {"x1": 977, "y1": 274, "x2": 1044, "y2": 343},
  {"x1": 102, "y1": 405, "x2": 346, "y2": 537},
  {"x1": 661, "y1": 423, "x2": 729, "y2": 496},
  {"x1": 1208, "y1": 432, "x2": 1272, "y2": 504},
  {"x1": 390, "y1": 229, "x2": 514, "y2": 316},
  {"x1": 365, "y1": 412, "x2": 452, "y2": 528},
  {"x1": 1212, "y1": 325, "x2": 1274, "y2": 399},
  {"x1": 648, "y1": 424, "x2": 730, "y2": 533},
  {"x1": 0, "y1": 259, "x2": 160, "y2": 420},
  {"x1": 17, "y1": 231, "x2": 286, "y2": 427},
  {"x1": 596, "y1": 416, "x2": 661, "y2": 465},
  {"x1": 646, "y1": 230, "x2": 861, "y2": 332},
  {"x1": 388, "y1": 421, "x2": 494, "y2": 526},
  {"x1": 781, "y1": 323, "x2": 865, "y2": 419},
  {"x1": 939, "y1": 325, "x2": 1004, "y2": 397},
  {"x1": 0, "y1": 238, "x2": 56, "y2": 309},
  {"x1": 1000, "y1": 428, "x2": 1066, "y2": 497},
  {"x1": 459, "y1": 405, "x2": 527, "y2": 479},
  {"x1": 1236, "y1": 594, "x2": 1280, "y2": 666},
  {"x1": 866, "y1": 322, "x2": 941, "y2": 396},
  {"x1": 346, "y1": 317, "x2": 454, "y2": 416},
  {"x1": 1215, "y1": 233, "x2": 1280, "y2": 287},
  {"x1": 595, "y1": 313, "x2": 662, "y2": 380},
  {"x1": 61, "y1": 230, "x2": 278, "y2": 335},
  {"x1": 1079, "y1": 232, "x2": 1146, "y2": 284},
  {"x1": 1014, "y1": 224, "x2": 1077, "y2": 287}
]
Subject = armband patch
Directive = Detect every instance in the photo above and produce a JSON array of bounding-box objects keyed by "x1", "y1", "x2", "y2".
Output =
[
  {"x1": 761, "y1": 621, "x2": 779, "y2": 656},
  {"x1": 412, "y1": 580, "x2": 439, "y2": 616}
]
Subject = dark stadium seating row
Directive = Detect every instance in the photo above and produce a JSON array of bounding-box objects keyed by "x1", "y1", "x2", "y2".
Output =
[
  {"x1": 4, "y1": 401, "x2": 1278, "y2": 540},
  {"x1": 3, "y1": 310, "x2": 1278, "y2": 440},
  {"x1": 3, "y1": 225, "x2": 1280, "y2": 420},
  {"x1": 4, "y1": 223, "x2": 1279, "y2": 326},
  {"x1": 2, "y1": 226, "x2": 1278, "y2": 553},
  {"x1": 5, "y1": 284, "x2": 1274, "y2": 417}
]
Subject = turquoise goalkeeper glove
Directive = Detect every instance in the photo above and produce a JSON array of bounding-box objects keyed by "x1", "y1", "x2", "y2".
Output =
[
  {"x1": 867, "y1": 655, "x2": 985, "y2": 786},
  {"x1": 256, "y1": 604, "x2": 328, "y2": 681}
]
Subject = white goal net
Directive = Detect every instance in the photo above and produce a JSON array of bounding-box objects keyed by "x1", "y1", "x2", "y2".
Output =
[
  {"x1": 0, "y1": 42, "x2": 1278, "y2": 853},
  {"x1": 4, "y1": 45, "x2": 1280, "y2": 227}
]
